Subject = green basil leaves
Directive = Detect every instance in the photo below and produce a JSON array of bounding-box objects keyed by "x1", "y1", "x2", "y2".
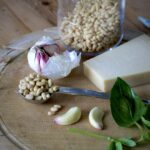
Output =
[
  {"x1": 107, "y1": 137, "x2": 136, "y2": 150},
  {"x1": 107, "y1": 142, "x2": 123, "y2": 150},
  {"x1": 107, "y1": 142, "x2": 116, "y2": 150},
  {"x1": 110, "y1": 77, "x2": 147, "y2": 127},
  {"x1": 110, "y1": 77, "x2": 150, "y2": 142},
  {"x1": 118, "y1": 137, "x2": 136, "y2": 147}
]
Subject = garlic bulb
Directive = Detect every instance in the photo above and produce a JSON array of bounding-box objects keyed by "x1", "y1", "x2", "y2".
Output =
[
  {"x1": 27, "y1": 36, "x2": 58, "y2": 73},
  {"x1": 27, "y1": 36, "x2": 81, "y2": 79}
]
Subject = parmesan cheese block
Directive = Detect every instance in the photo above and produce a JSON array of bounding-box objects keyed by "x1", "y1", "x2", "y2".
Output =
[{"x1": 83, "y1": 34, "x2": 150, "y2": 92}]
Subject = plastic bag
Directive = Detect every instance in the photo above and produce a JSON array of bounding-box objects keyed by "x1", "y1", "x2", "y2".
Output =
[{"x1": 58, "y1": 0, "x2": 126, "y2": 56}]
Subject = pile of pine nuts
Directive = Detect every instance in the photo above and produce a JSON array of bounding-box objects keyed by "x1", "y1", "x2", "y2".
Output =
[
  {"x1": 18, "y1": 74, "x2": 59, "y2": 101},
  {"x1": 60, "y1": 0, "x2": 120, "y2": 52}
]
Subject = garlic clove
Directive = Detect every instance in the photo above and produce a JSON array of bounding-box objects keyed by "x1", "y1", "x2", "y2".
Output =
[
  {"x1": 28, "y1": 46, "x2": 49, "y2": 74},
  {"x1": 27, "y1": 48, "x2": 39, "y2": 73},
  {"x1": 89, "y1": 107, "x2": 104, "y2": 130},
  {"x1": 39, "y1": 51, "x2": 49, "y2": 71},
  {"x1": 54, "y1": 107, "x2": 81, "y2": 125}
]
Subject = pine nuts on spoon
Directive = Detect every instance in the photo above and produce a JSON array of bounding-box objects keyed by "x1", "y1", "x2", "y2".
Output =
[
  {"x1": 47, "y1": 105, "x2": 62, "y2": 116},
  {"x1": 18, "y1": 73, "x2": 109, "y2": 104},
  {"x1": 18, "y1": 73, "x2": 59, "y2": 103}
]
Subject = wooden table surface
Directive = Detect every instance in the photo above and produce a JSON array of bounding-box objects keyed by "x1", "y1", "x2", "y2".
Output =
[{"x1": 0, "y1": 0, "x2": 149, "y2": 149}]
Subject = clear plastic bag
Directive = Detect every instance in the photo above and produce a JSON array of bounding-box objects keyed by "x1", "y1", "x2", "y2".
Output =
[{"x1": 58, "y1": 0, "x2": 126, "y2": 56}]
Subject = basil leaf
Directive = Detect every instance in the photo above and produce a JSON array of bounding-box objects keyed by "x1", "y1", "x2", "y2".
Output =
[
  {"x1": 143, "y1": 105, "x2": 150, "y2": 121},
  {"x1": 110, "y1": 77, "x2": 147, "y2": 127},
  {"x1": 118, "y1": 137, "x2": 136, "y2": 147},
  {"x1": 111, "y1": 96, "x2": 134, "y2": 127},
  {"x1": 107, "y1": 142, "x2": 116, "y2": 150},
  {"x1": 141, "y1": 117, "x2": 150, "y2": 129},
  {"x1": 115, "y1": 142, "x2": 123, "y2": 150}
]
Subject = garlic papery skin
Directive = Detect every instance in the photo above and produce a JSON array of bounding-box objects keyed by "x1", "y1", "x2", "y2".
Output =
[
  {"x1": 42, "y1": 51, "x2": 81, "y2": 80},
  {"x1": 54, "y1": 107, "x2": 81, "y2": 125},
  {"x1": 89, "y1": 107, "x2": 104, "y2": 130}
]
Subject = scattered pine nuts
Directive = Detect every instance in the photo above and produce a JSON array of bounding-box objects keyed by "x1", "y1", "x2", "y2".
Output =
[
  {"x1": 48, "y1": 111, "x2": 55, "y2": 116},
  {"x1": 50, "y1": 107, "x2": 59, "y2": 112},
  {"x1": 48, "y1": 105, "x2": 62, "y2": 116},
  {"x1": 54, "y1": 105, "x2": 62, "y2": 109}
]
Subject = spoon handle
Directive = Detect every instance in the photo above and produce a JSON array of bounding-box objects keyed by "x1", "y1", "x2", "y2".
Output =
[
  {"x1": 57, "y1": 86, "x2": 110, "y2": 99},
  {"x1": 57, "y1": 87, "x2": 150, "y2": 104},
  {"x1": 138, "y1": 16, "x2": 150, "y2": 28}
]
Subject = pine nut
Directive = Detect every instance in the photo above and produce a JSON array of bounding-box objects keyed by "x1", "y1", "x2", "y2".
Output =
[
  {"x1": 36, "y1": 96, "x2": 42, "y2": 101},
  {"x1": 48, "y1": 79, "x2": 52, "y2": 87},
  {"x1": 41, "y1": 93, "x2": 47, "y2": 100},
  {"x1": 54, "y1": 105, "x2": 62, "y2": 109},
  {"x1": 52, "y1": 86, "x2": 59, "y2": 92},
  {"x1": 50, "y1": 107, "x2": 59, "y2": 112},
  {"x1": 48, "y1": 111, "x2": 55, "y2": 116},
  {"x1": 25, "y1": 94, "x2": 34, "y2": 100}
]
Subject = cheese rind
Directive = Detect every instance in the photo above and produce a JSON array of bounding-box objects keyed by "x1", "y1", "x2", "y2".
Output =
[{"x1": 83, "y1": 35, "x2": 150, "y2": 92}]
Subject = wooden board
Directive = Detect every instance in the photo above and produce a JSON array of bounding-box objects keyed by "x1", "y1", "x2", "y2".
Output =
[
  {"x1": 0, "y1": 131, "x2": 20, "y2": 150},
  {"x1": 0, "y1": 50, "x2": 150, "y2": 150}
]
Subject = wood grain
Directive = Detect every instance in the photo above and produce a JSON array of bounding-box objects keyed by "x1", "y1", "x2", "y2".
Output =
[
  {"x1": 0, "y1": 0, "x2": 30, "y2": 47},
  {"x1": 125, "y1": 0, "x2": 150, "y2": 33},
  {"x1": 3, "y1": 0, "x2": 51, "y2": 31},
  {"x1": 25, "y1": 0, "x2": 57, "y2": 26},
  {"x1": 0, "y1": 116, "x2": 29, "y2": 150}
]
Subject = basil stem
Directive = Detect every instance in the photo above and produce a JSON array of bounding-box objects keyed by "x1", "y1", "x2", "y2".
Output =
[
  {"x1": 134, "y1": 122, "x2": 144, "y2": 142},
  {"x1": 69, "y1": 128, "x2": 111, "y2": 141}
]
